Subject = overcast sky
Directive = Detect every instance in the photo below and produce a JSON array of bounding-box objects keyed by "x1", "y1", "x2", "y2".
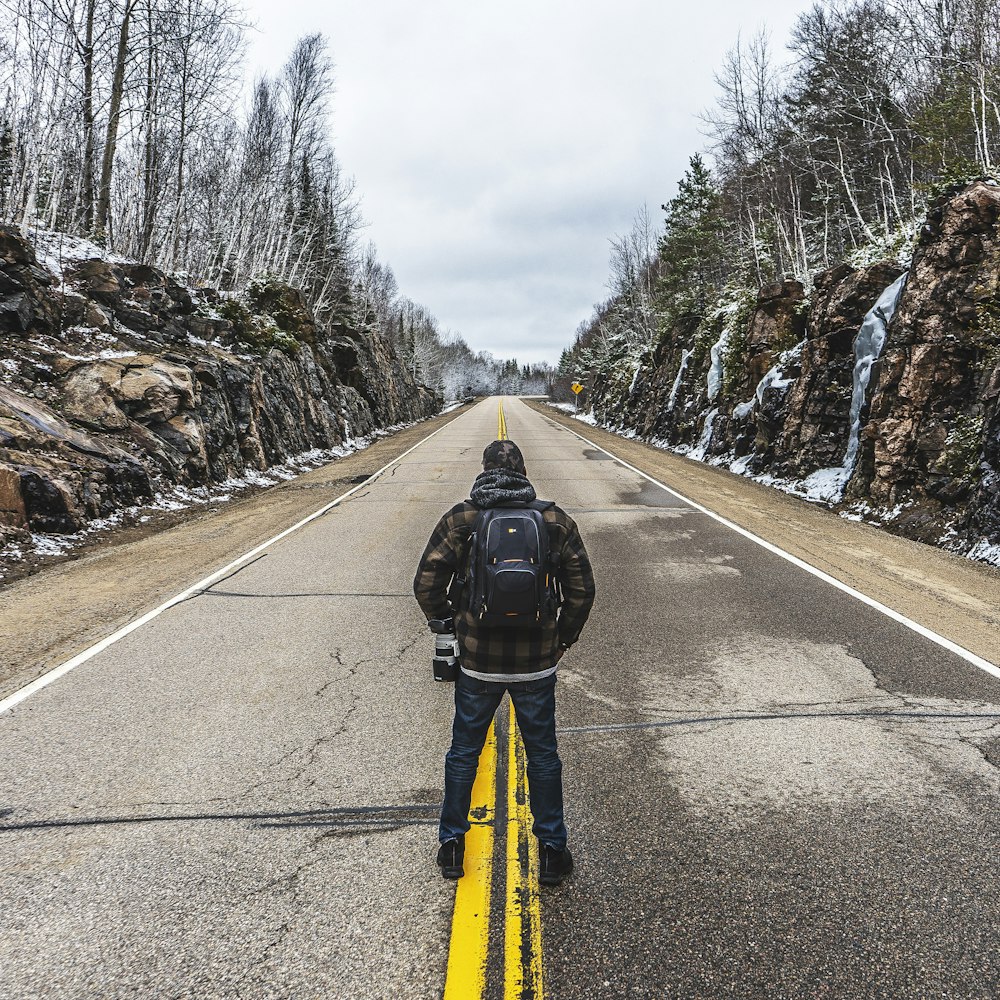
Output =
[{"x1": 243, "y1": 0, "x2": 810, "y2": 365}]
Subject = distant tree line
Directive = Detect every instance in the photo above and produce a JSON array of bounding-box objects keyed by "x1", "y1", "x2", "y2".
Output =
[
  {"x1": 0, "y1": 0, "x2": 548, "y2": 398},
  {"x1": 558, "y1": 0, "x2": 1000, "y2": 394},
  {"x1": 352, "y1": 242, "x2": 553, "y2": 399}
]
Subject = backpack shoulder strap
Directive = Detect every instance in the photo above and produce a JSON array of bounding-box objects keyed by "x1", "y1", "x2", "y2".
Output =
[{"x1": 527, "y1": 500, "x2": 559, "y2": 571}]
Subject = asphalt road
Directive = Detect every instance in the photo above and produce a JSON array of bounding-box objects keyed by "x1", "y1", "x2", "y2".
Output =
[{"x1": 2, "y1": 396, "x2": 999, "y2": 999}]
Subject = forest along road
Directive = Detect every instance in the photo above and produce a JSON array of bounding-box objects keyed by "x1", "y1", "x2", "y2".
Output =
[{"x1": 1, "y1": 395, "x2": 1000, "y2": 999}]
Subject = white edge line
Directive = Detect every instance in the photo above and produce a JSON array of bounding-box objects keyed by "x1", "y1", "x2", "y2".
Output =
[
  {"x1": 544, "y1": 411, "x2": 1000, "y2": 681},
  {"x1": 0, "y1": 415, "x2": 460, "y2": 717}
]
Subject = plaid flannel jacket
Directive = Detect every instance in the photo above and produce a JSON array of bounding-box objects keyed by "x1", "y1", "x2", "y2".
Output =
[{"x1": 413, "y1": 499, "x2": 596, "y2": 679}]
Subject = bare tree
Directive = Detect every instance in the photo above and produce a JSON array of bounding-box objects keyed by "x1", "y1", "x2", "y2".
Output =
[{"x1": 93, "y1": 0, "x2": 138, "y2": 242}]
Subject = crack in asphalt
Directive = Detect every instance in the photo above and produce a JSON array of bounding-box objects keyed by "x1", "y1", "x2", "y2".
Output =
[
  {"x1": 952, "y1": 727, "x2": 1000, "y2": 772},
  {"x1": 0, "y1": 803, "x2": 441, "y2": 833},
  {"x1": 251, "y1": 847, "x2": 329, "y2": 898},
  {"x1": 240, "y1": 833, "x2": 350, "y2": 988},
  {"x1": 72, "y1": 638, "x2": 427, "y2": 818},
  {"x1": 2, "y1": 631, "x2": 436, "y2": 987},
  {"x1": 341, "y1": 488, "x2": 371, "y2": 504},
  {"x1": 298, "y1": 697, "x2": 362, "y2": 792},
  {"x1": 234, "y1": 743, "x2": 315, "y2": 802},
  {"x1": 274, "y1": 637, "x2": 421, "y2": 794},
  {"x1": 237, "y1": 799, "x2": 441, "y2": 982},
  {"x1": 176, "y1": 553, "x2": 270, "y2": 603},
  {"x1": 135, "y1": 650, "x2": 373, "y2": 808},
  {"x1": 236, "y1": 627, "x2": 437, "y2": 990},
  {"x1": 316, "y1": 645, "x2": 346, "y2": 695},
  {"x1": 200, "y1": 590, "x2": 412, "y2": 599},
  {"x1": 558, "y1": 709, "x2": 1000, "y2": 735}
]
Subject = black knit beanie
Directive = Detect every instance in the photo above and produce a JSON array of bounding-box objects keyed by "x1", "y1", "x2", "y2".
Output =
[{"x1": 482, "y1": 439, "x2": 526, "y2": 475}]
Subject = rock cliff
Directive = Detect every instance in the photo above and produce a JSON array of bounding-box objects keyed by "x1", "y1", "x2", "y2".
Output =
[
  {"x1": 0, "y1": 227, "x2": 439, "y2": 547},
  {"x1": 582, "y1": 181, "x2": 1000, "y2": 565}
]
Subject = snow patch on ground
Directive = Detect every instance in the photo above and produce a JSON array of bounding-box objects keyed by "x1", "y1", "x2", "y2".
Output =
[
  {"x1": 962, "y1": 538, "x2": 1000, "y2": 568},
  {"x1": 549, "y1": 402, "x2": 598, "y2": 424},
  {"x1": 799, "y1": 466, "x2": 851, "y2": 503}
]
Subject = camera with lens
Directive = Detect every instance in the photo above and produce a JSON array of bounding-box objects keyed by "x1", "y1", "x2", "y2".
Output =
[{"x1": 428, "y1": 617, "x2": 459, "y2": 682}]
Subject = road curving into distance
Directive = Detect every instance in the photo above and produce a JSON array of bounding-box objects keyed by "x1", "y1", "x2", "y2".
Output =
[{"x1": 1, "y1": 396, "x2": 998, "y2": 998}]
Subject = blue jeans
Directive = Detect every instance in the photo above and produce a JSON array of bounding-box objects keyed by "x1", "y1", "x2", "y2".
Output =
[{"x1": 439, "y1": 671, "x2": 566, "y2": 850}]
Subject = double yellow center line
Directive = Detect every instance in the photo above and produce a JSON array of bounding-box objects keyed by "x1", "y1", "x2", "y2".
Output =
[
  {"x1": 505, "y1": 702, "x2": 544, "y2": 997},
  {"x1": 443, "y1": 724, "x2": 497, "y2": 997},
  {"x1": 443, "y1": 399, "x2": 545, "y2": 999},
  {"x1": 444, "y1": 707, "x2": 545, "y2": 999}
]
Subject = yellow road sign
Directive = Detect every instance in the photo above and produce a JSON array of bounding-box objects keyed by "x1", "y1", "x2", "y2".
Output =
[{"x1": 571, "y1": 382, "x2": 583, "y2": 395}]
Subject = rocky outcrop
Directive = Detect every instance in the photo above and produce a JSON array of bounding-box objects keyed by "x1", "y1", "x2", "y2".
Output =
[
  {"x1": 854, "y1": 183, "x2": 1000, "y2": 543},
  {"x1": 778, "y1": 262, "x2": 903, "y2": 477},
  {"x1": 580, "y1": 180, "x2": 1000, "y2": 564},
  {"x1": 0, "y1": 228, "x2": 439, "y2": 545}
]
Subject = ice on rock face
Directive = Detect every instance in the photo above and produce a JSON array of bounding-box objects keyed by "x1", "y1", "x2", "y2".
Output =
[
  {"x1": 705, "y1": 296, "x2": 749, "y2": 403},
  {"x1": 707, "y1": 331, "x2": 728, "y2": 401},
  {"x1": 752, "y1": 341, "x2": 803, "y2": 409},
  {"x1": 755, "y1": 364, "x2": 794, "y2": 404},
  {"x1": 800, "y1": 272, "x2": 908, "y2": 503},
  {"x1": 843, "y1": 271, "x2": 907, "y2": 471},
  {"x1": 628, "y1": 363, "x2": 642, "y2": 395},
  {"x1": 689, "y1": 408, "x2": 719, "y2": 461},
  {"x1": 667, "y1": 349, "x2": 692, "y2": 411}
]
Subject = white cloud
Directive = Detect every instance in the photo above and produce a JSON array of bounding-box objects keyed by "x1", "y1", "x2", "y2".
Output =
[{"x1": 243, "y1": 0, "x2": 810, "y2": 364}]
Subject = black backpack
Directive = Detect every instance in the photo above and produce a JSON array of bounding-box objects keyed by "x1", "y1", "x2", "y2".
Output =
[{"x1": 464, "y1": 500, "x2": 561, "y2": 628}]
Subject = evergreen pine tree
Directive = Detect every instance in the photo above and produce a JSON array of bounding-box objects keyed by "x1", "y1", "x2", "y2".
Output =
[{"x1": 655, "y1": 154, "x2": 727, "y2": 317}]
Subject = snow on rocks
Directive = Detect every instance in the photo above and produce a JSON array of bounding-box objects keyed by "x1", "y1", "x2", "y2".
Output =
[
  {"x1": 29, "y1": 229, "x2": 133, "y2": 285},
  {"x1": 0, "y1": 223, "x2": 441, "y2": 571}
]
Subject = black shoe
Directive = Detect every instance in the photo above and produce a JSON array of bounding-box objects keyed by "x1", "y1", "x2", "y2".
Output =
[
  {"x1": 437, "y1": 837, "x2": 465, "y2": 879},
  {"x1": 538, "y1": 844, "x2": 573, "y2": 885}
]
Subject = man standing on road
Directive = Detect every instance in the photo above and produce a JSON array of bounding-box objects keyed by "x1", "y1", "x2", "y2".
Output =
[{"x1": 413, "y1": 438, "x2": 595, "y2": 886}]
